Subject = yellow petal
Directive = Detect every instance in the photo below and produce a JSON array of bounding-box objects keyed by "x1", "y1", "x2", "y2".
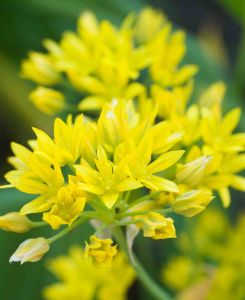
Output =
[{"x1": 147, "y1": 150, "x2": 184, "y2": 174}]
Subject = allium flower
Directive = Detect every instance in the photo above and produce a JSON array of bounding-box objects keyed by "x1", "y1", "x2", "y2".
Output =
[
  {"x1": 142, "y1": 212, "x2": 176, "y2": 240},
  {"x1": 0, "y1": 6, "x2": 245, "y2": 300},
  {"x1": 84, "y1": 235, "x2": 117, "y2": 267},
  {"x1": 20, "y1": 8, "x2": 198, "y2": 114},
  {"x1": 43, "y1": 248, "x2": 135, "y2": 300}
]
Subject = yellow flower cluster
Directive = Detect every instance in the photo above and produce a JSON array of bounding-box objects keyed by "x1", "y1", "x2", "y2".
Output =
[
  {"x1": 162, "y1": 210, "x2": 245, "y2": 300},
  {"x1": 43, "y1": 247, "x2": 135, "y2": 300},
  {"x1": 0, "y1": 7, "x2": 244, "y2": 269},
  {"x1": 21, "y1": 7, "x2": 197, "y2": 114},
  {"x1": 4, "y1": 100, "x2": 184, "y2": 232}
]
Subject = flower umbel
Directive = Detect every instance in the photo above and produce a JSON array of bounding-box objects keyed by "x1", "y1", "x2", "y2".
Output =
[{"x1": 0, "y1": 6, "x2": 244, "y2": 300}]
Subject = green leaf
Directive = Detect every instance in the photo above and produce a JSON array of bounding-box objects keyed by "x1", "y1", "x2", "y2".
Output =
[{"x1": 217, "y1": 0, "x2": 245, "y2": 24}]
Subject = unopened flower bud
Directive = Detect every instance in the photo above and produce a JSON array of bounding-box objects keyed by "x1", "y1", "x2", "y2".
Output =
[
  {"x1": 9, "y1": 237, "x2": 50, "y2": 264},
  {"x1": 21, "y1": 52, "x2": 60, "y2": 85},
  {"x1": 30, "y1": 86, "x2": 65, "y2": 115},
  {"x1": 176, "y1": 156, "x2": 211, "y2": 187},
  {"x1": 172, "y1": 189, "x2": 213, "y2": 217},
  {"x1": 0, "y1": 212, "x2": 32, "y2": 233}
]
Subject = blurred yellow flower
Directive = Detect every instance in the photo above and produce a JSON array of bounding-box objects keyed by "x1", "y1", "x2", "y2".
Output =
[
  {"x1": 43, "y1": 248, "x2": 135, "y2": 300},
  {"x1": 21, "y1": 8, "x2": 198, "y2": 114},
  {"x1": 162, "y1": 256, "x2": 194, "y2": 290},
  {"x1": 21, "y1": 52, "x2": 60, "y2": 85},
  {"x1": 162, "y1": 210, "x2": 245, "y2": 300},
  {"x1": 134, "y1": 7, "x2": 166, "y2": 43},
  {"x1": 30, "y1": 86, "x2": 65, "y2": 115}
]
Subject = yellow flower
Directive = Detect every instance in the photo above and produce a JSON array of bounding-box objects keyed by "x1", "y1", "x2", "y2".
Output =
[
  {"x1": 84, "y1": 235, "x2": 117, "y2": 267},
  {"x1": 150, "y1": 120, "x2": 183, "y2": 155},
  {"x1": 21, "y1": 52, "x2": 60, "y2": 85},
  {"x1": 198, "y1": 81, "x2": 226, "y2": 117},
  {"x1": 21, "y1": 8, "x2": 197, "y2": 114},
  {"x1": 162, "y1": 211, "x2": 245, "y2": 300},
  {"x1": 134, "y1": 7, "x2": 166, "y2": 43},
  {"x1": 9, "y1": 237, "x2": 50, "y2": 264},
  {"x1": 162, "y1": 256, "x2": 194, "y2": 291},
  {"x1": 203, "y1": 153, "x2": 245, "y2": 207},
  {"x1": 4, "y1": 115, "x2": 87, "y2": 223},
  {"x1": 199, "y1": 82, "x2": 245, "y2": 155},
  {"x1": 5, "y1": 143, "x2": 64, "y2": 216},
  {"x1": 151, "y1": 81, "x2": 193, "y2": 119},
  {"x1": 76, "y1": 144, "x2": 142, "y2": 208},
  {"x1": 43, "y1": 248, "x2": 135, "y2": 300},
  {"x1": 97, "y1": 252, "x2": 135, "y2": 300},
  {"x1": 201, "y1": 107, "x2": 245, "y2": 153},
  {"x1": 149, "y1": 27, "x2": 198, "y2": 86},
  {"x1": 142, "y1": 212, "x2": 176, "y2": 240},
  {"x1": 53, "y1": 114, "x2": 85, "y2": 165},
  {"x1": 125, "y1": 134, "x2": 184, "y2": 192},
  {"x1": 30, "y1": 86, "x2": 65, "y2": 115},
  {"x1": 0, "y1": 212, "x2": 32, "y2": 233},
  {"x1": 172, "y1": 189, "x2": 213, "y2": 217},
  {"x1": 43, "y1": 183, "x2": 86, "y2": 229}
]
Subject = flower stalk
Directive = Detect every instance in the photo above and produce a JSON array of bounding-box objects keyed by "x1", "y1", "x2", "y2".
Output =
[{"x1": 112, "y1": 227, "x2": 172, "y2": 300}]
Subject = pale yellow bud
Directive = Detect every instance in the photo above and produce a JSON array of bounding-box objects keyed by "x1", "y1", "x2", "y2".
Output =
[
  {"x1": 84, "y1": 235, "x2": 117, "y2": 267},
  {"x1": 142, "y1": 212, "x2": 176, "y2": 240},
  {"x1": 77, "y1": 11, "x2": 98, "y2": 37},
  {"x1": 30, "y1": 86, "x2": 65, "y2": 115},
  {"x1": 135, "y1": 7, "x2": 166, "y2": 43},
  {"x1": 0, "y1": 212, "x2": 32, "y2": 233},
  {"x1": 199, "y1": 81, "x2": 226, "y2": 111},
  {"x1": 21, "y1": 52, "x2": 60, "y2": 85},
  {"x1": 9, "y1": 237, "x2": 50, "y2": 264},
  {"x1": 172, "y1": 189, "x2": 213, "y2": 217},
  {"x1": 176, "y1": 156, "x2": 211, "y2": 187}
]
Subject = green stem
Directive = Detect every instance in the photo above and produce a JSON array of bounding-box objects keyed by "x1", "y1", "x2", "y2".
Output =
[
  {"x1": 30, "y1": 221, "x2": 47, "y2": 229},
  {"x1": 124, "y1": 191, "x2": 132, "y2": 203},
  {"x1": 112, "y1": 227, "x2": 172, "y2": 300},
  {"x1": 48, "y1": 215, "x2": 88, "y2": 244},
  {"x1": 125, "y1": 191, "x2": 162, "y2": 211},
  {"x1": 112, "y1": 219, "x2": 145, "y2": 227},
  {"x1": 117, "y1": 208, "x2": 172, "y2": 219}
]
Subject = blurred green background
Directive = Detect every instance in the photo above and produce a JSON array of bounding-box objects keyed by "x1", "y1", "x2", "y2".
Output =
[{"x1": 0, "y1": 0, "x2": 244, "y2": 299}]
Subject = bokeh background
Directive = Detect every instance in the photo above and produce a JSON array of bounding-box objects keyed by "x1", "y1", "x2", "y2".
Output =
[{"x1": 0, "y1": 0, "x2": 244, "y2": 299}]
